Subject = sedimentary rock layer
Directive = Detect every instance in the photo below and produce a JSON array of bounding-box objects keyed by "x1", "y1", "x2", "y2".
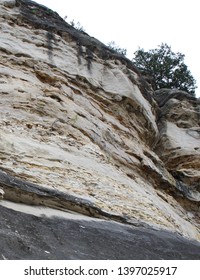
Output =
[
  {"x1": 1, "y1": 201, "x2": 200, "y2": 260},
  {"x1": 0, "y1": 0, "x2": 199, "y2": 243}
]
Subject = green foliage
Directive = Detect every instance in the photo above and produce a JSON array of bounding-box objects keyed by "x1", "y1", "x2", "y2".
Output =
[
  {"x1": 107, "y1": 41, "x2": 127, "y2": 56},
  {"x1": 31, "y1": 8, "x2": 37, "y2": 14},
  {"x1": 133, "y1": 43, "x2": 196, "y2": 96},
  {"x1": 46, "y1": 9, "x2": 54, "y2": 15}
]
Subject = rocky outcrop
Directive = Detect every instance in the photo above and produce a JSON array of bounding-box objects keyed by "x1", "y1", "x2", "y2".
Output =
[
  {"x1": 154, "y1": 89, "x2": 200, "y2": 229},
  {"x1": 1, "y1": 202, "x2": 200, "y2": 260},
  {"x1": 155, "y1": 89, "x2": 200, "y2": 201},
  {"x1": 0, "y1": 0, "x2": 200, "y2": 250}
]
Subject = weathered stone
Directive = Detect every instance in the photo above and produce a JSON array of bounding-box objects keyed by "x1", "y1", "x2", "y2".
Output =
[
  {"x1": 0, "y1": 0, "x2": 200, "y2": 249},
  {"x1": 0, "y1": 188, "x2": 4, "y2": 199},
  {"x1": 155, "y1": 89, "x2": 200, "y2": 201},
  {"x1": 0, "y1": 0, "x2": 16, "y2": 8},
  {"x1": 1, "y1": 202, "x2": 200, "y2": 260}
]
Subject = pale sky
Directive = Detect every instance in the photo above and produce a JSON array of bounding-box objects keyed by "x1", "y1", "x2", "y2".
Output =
[{"x1": 35, "y1": 0, "x2": 200, "y2": 97}]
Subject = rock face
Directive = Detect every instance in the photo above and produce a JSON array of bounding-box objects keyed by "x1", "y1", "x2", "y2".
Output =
[
  {"x1": 0, "y1": 0, "x2": 200, "y2": 255},
  {"x1": 155, "y1": 89, "x2": 200, "y2": 201},
  {"x1": 0, "y1": 188, "x2": 4, "y2": 199},
  {"x1": 1, "y1": 201, "x2": 200, "y2": 260}
]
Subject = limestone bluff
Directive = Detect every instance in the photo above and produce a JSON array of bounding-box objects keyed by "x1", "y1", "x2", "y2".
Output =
[{"x1": 0, "y1": 0, "x2": 199, "y2": 247}]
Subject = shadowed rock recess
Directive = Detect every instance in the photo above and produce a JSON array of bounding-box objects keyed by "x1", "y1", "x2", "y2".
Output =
[{"x1": 0, "y1": 0, "x2": 200, "y2": 259}]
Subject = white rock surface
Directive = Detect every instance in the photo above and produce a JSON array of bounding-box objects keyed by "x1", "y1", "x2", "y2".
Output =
[
  {"x1": 0, "y1": 188, "x2": 5, "y2": 199},
  {"x1": 155, "y1": 89, "x2": 200, "y2": 202},
  {"x1": 0, "y1": 0, "x2": 199, "y2": 241}
]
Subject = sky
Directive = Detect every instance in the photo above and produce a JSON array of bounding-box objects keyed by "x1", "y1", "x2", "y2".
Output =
[{"x1": 35, "y1": 0, "x2": 200, "y2": 97}]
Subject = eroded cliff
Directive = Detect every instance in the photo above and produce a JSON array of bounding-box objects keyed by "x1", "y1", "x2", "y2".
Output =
[{"x1": 0, "y1": 0, "x2": 200, "y2": 246}]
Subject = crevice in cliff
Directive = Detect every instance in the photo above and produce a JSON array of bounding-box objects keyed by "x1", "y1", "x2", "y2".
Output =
[{"x1": 46, "y1": 30, "x2": 57, "y2": 63}]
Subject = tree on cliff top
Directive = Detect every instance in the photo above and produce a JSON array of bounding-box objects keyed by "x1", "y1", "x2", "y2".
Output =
[{"x1": 132, "y1": 43, "x2": 196, "y2": 96}]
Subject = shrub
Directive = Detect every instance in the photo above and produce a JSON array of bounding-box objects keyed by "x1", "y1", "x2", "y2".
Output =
[{"x1": 133, "y1": 43, "x2": 196, "y2": 96}]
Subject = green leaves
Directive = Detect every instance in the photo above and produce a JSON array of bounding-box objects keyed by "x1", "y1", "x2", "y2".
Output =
[{"x1": 133, "y1": 43, "x2": 196, "y2": 96}]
